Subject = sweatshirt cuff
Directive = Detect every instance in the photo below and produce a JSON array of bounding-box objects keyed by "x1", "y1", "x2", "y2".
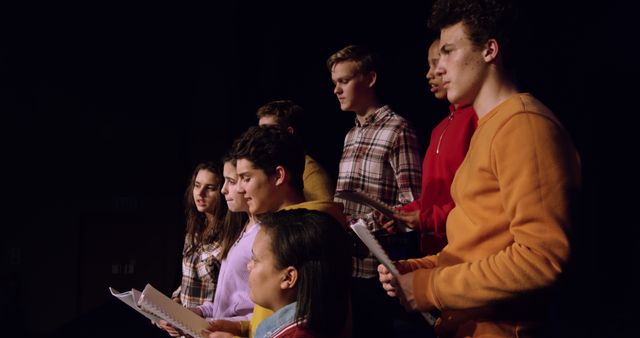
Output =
[{"x1": 412, "y1": 268, "x2": 440, "y2": 311}]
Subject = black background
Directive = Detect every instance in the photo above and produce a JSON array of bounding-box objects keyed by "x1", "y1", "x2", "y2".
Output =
[{"x1": 1, "y1": 1, "x2": 635, "y2": 337}]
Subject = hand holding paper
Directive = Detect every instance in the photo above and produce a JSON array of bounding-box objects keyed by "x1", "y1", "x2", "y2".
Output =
[
  {"x1": 109, "y1": 284, "x2": 210, "y2": 338},
  {"x1": 350, "y1": 219, "x2": 436, "y2": 326},
  {"x1": 337, "y1": 190, "x2": 412, "y2": 232},
  {"x1": 377, "y1": 263, "x2": 399, "y2": 296}
]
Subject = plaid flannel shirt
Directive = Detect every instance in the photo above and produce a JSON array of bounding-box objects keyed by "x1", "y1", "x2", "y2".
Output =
[
  {"x1": 171, "y1": 235, "x2": 222, "y2": 308},
  {"x1": 334, "y1": 105, "x2": 422, "y2": 278}
]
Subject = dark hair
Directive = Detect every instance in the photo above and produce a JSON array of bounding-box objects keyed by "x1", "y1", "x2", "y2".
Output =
[
  {"x1": 230, "y1": 125, "x2": 305, "y2": 193},
  {"x1": 256, "y1": 100, "x2": 304, "y2": 131},
  {"x1": 326, "y1": 44, "x2": 380, "y2": 75},
  {"x1": 429, "y1": 0, "x2": 516, "y2": 60},
  {"x1": 258, "y1": 209, "x2": 351, "y2": 335},
  {"x1": 183, "y1": 162, "x2": 226, "y2": 256}
]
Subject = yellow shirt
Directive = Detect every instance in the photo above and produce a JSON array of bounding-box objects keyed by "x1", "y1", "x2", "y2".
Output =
[
  {"x1": 404, "y1": 93, "x2": 581, "y2": 337},
  {"x1": 302, "y1": 155, "x2": 334, "y2": 201}
]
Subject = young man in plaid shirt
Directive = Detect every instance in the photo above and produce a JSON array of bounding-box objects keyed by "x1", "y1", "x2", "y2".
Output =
[{"x1": 328, "y1": 45, "x2": 422, "y2": 338}]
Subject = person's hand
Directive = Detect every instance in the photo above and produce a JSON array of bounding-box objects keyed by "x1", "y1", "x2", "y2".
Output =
[
  {"x1": 378, "y1": 265, "x2": 418, "y2": 311},
  {"x1": 373, "y1": 210, "x2": 397, "y2": 234},
  {"x1": 377, "y1": 262, "x2": 412, "y2": 295},
  {"x1": 155, "y1": 320, "x2": 185, "y2": 337},
  {"x1": 394, "y1": 272, "x2": 418, "y2": 312},
  {"x1": 372, "y1": 210, "x2": 386, "y2": 223},
  {"x1": 378, "y1": 263, "x2": 398, "y2": 297},
  {"x1": 202, "y1": 319, "x2": 242, "y2": 338},
  {"x1": 378, "y1": 208, "x2": 420, "y2": 234},
  {"x1": 381, "y1": 218, "x2": 397, "y2": 234},
  {"x1": 155, "y1": 307, "x2": 203, "y2": 337},
  {"x1": 204, "y1": 330, "x2": 234, "y2": 338},
  {"x1": 345, "y1": 214, "x2": 353, "y2": 224},
  {"x1": 394, "y1": 210, "x2": 420, "y2": 229},
  {"x1": 393, "y1": 210, "x2": 420, "y2": 230}
]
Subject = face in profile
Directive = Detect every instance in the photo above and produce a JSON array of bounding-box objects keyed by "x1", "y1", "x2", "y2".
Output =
[
  {"x1": 258, "y1": 115, "x2": 278, "y2": 127},
  {"x1": 331, "y1": 60, "x2": 375, "y2": 113},
  {"x1": 437, "y1": 21, "x2": 486, "y2": 106},
  {"x1": 236, "y1": 159, "x2": 278, "y2": 215},
  {"x1": 193, "y1": 169, "x2": 221, "y2": 214},
  {"x1": 426, "y1": 39, "x2": 447, "y2": 100},
  {"x1": 221, "y1": 162, "x2": 249, "y2": 213},
  {"x1": 247, "y1": 228, "x2": 292, "y2": 311}
]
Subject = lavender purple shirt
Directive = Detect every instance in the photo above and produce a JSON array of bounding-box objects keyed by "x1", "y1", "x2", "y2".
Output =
[{"x1": 197, "y1": 222, "x2": 259, "y2": 321}]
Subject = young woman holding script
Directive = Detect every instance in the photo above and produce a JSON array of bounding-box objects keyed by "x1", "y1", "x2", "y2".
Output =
[
  {"x1": 170, "y1": 162, "x2": 230, "y2": 308},
  {"x1": 158, "y1": 158, "x2": 252, "y2": 337}
]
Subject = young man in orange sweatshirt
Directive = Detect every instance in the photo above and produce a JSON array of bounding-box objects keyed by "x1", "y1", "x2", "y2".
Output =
[{"x1": 378, "y1": 1, "x2": 581, "y2": 337}]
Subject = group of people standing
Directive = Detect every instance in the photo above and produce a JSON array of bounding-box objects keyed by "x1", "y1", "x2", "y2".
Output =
[{"x1": 148, "y1": 1, "x2": 581, "y2": 337}]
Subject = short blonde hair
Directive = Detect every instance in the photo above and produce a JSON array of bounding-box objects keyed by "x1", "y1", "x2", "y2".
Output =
[{"x1": 326, "y1": 45, "x2": 379, "y2": 75}]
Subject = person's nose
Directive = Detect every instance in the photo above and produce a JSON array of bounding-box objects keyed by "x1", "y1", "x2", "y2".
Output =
[
  {"x1": 193, "y1": 186, "x2": 203, "y2": 197},
  {"x1": 198, "y1": 187, "x2": 207, "y2": 197},
  {"x1": 221, "y1": 182, "x2": 229, "y2": 195},
  {"x1": 333, "y1": 83, "x2": 342, "y2": 95},
  {"x1": 247, "y1": 260, "x2": 254, "y2": 271},
  {"x1": 436, "y1": 60, "x2": 445, "y2": 77},
  {"x1": 426, "y1": 66, "x2": 434, "y2": 81},
  {"x1": 237, "y1": 182, "x2": 246, "y2": 194}
]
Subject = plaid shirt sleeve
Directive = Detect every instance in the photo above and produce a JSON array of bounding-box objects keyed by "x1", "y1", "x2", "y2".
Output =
[{"x1": 389, "y1": 121, "x2": 422, "y2": 205}]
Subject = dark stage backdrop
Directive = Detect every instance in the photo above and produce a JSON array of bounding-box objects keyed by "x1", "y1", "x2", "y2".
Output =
[{"x1": 0, "y1": 1, "x2": 632, "y2": 337}]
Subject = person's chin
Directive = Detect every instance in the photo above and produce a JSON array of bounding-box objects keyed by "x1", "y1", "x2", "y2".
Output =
[{"x1": 447, "y1": 92, "x2": 459, "y2": 105}]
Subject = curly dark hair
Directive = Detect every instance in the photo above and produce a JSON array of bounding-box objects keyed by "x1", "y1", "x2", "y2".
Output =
[
  {"x1": 429, "y1": 0, "x2": 516, "y2": 54},
  {"x1": 230, "y1": 125, "x2": 305, "y2": 193}
]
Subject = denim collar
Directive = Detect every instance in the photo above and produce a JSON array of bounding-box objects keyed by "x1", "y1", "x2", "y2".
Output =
[{"x1": 254, "y1": 302, "x2": 298, "y2": 338}]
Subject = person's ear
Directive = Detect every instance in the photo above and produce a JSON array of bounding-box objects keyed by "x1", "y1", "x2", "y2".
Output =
[
  {"x1": 280, "y1": 266, "x2": 298, "y2": 290},
  {"x1": 367, "y1": 71, "x2": 377, "y2": 88},
  {"x1": 274, "y1": 166, "x2": 286, "y2": 186},
  {"x1": 483, "y1": 38, "x2": 499, "y2": 63},
  {"x1": 286, "y1": 126, "x2": 294, "y2": 134}
]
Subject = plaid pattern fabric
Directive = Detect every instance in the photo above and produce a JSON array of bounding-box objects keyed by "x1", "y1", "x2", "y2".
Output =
[
  {"x1": 171, "y1": 235, "x2": 222, "y2": 308},
  {"x1": 335, "y1": 105, "x2": 422, "y2": 278}
]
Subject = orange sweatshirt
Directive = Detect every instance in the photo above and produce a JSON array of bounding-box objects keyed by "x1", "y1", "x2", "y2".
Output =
[{"x1": 402, "y1": 93, "x2": 581, "y2": 337}]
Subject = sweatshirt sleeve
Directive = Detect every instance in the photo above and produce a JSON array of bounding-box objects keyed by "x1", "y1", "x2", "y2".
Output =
[
  {"x1": 418, "y1": 200, "x2": 454, "y2": 235},
  {"x1": 412, "y1": 113, "x2": 580, "y2": 311},
  {"x1": 401, "y1": 254, "x2": 438, "y2": 271}
]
